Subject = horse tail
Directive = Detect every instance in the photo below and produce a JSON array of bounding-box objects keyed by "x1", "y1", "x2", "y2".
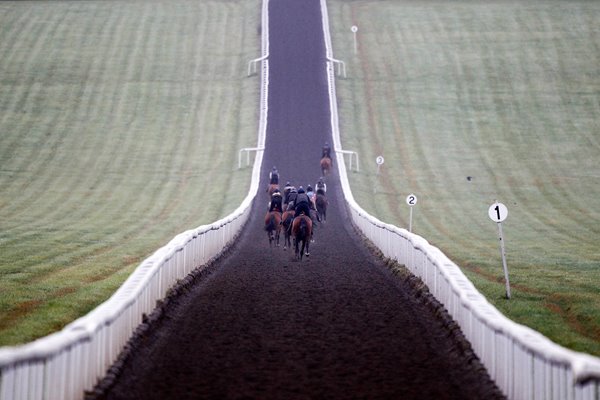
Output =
[
  {"x1": 299, "y1": 216, "x2": 311, "y2": 240},
  {"x1": 299, "y1": 217, "x2": 306, "y2": 236},
  {"x1": 265, "y1": 213, "x2": 276, "y2": 231}
]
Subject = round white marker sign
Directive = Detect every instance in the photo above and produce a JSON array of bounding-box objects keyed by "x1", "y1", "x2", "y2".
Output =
[
  {"x1": 406, "y1": 194, "x2": 417, "y2": 206},
  {"x1": 376, "y1": 156, "x2": 384, "y2": 165},
  {"x1": 351, "y1": 25, "x2": 358, "y2": 33},
  {"x1": 488, "y1": 202, "x2": 508, "y2": 223}
]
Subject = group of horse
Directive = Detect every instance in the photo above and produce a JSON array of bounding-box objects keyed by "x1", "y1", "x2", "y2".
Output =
[{"x1": 264, "y1": 156, "x2": 332, "y2": 261}]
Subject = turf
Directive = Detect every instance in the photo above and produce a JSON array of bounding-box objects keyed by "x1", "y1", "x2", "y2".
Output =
[
  {"x1": 0, "y1": 0, "x2": 260, "y2": 346},
  {"x1": 328, "y1": 0, "x2": 600, "y2": 356}
]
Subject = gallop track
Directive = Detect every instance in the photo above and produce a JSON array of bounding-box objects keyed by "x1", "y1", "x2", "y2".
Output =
[{"x1": 91, "y1": 0, "x2": 504, "y2": 398}]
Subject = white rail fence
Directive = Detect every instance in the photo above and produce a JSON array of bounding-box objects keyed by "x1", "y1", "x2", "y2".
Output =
[
  {"x1": 0, "y1": 1, "x2": 270, "y2": 399},
  {"x1": 319, "y1": 0, "x2": 600, "y2": 399}
]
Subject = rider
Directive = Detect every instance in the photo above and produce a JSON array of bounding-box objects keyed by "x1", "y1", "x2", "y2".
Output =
[
  {"x1": 306, "y1": 185, "x2": 320, "y2": 223},
  {"x1": 269, "y1": 166, "x2": 279, "y2": 185},
  {"x1": 283, "y1": 181, "x2": 293, "y2": 205},
  {"x1": 322, "y1": 142, "x2": 331, "y2": 159},
  {"x1": 294, "y1": 187, "x2": 312, "y2": 218},
  {"x1": 286, "y1": 186, "x2": 298, "y2": 211},
  {"x1": 315, "y1": 177, "x2": 327, "y2": 195},
  {"x1": 268, "y1": 189, "x2": 283, "y2": 212},
  {"x1": 306, "y1": 185, "x2": 316, "y2": 207}
]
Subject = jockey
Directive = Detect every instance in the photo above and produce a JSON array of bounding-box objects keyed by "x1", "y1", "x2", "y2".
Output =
[
  {"x1": 294, "y1": 187, "x2": 312, "y2": 218},
  {"x1": 268, "y1": 190, "x2": 283, "y2": 212},
  {"x1": 315, "y1": 177, "x2": 326, "y2": 195},
  {"x1": 283, "y1": 181, "x2": 293, "y2": 204},
  {"x1": 322, "y1": 142, "x2": 331, "y2": 159},
  {"x1": 269, "y1": 166, "x2": 279, "y2": 185},
  {"x1": 306, "y1": 185, "x2": 316, "y2": 207},
  {"x1": 286, "y1": 187, "x2": 298, "y2": 211}
]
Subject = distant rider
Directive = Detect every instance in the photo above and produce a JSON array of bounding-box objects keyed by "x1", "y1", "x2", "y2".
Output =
[
  {"x1": 283, "y1": 181, "x2": 293, "y2": 205},
  {"x1": 268, "y1": 190, "x2": 283, "y2": 212},
  {"x1": 306, "y1": 185, "x2": 316, "y2": 208},
  {"x1": 286, "y1": 187, "x2": 298, "y2": 211},
  {"x1": 315, "y1": 177, "x2": 327, "y2": 195},
  {"x1": 269, "y1": 166, "x2": 279, "y2": 185},
  {"x1": 322, "y1": 142, "x2": 331, "y2": 159},
  {"x1": 294, "y1": 187, "x2": 312, "y2": 218}
]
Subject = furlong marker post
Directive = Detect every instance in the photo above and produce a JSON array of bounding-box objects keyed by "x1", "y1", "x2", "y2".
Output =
[
  {"x1": 406, "y1": 194, "x2": 417, "y2": 233},
  {"x1": 488, "y1": 201, "x2": 510, "y2": 299},
  {"x1": 351, "y1": 25, "x2": 358, "y2": 55}
]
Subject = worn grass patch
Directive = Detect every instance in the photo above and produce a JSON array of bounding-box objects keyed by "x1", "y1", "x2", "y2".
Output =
[
  {"x1": 0, "y1": 0, "x2": 260, "y2": 346},
  {"x1": 329, "y1": 0, "x2": 600, "y2": 356}
]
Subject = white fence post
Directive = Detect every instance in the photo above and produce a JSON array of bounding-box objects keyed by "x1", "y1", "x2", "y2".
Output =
[
  {"x1": 247, "y1": 54, "x2": 269, "y2": 76},
  {"x1": 336, "y1": 149, "x2": 359, "y2": 172},
  {"x1": 238, "y1": 147, "x2": 265, "y2": 169}
]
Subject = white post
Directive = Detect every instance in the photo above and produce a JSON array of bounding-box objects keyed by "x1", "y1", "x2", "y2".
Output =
[
  {"x1": 351, "y1": 25, "x2": 358, "y2": 55},
  {"x1": 375, "y1": 156, "x2": 384, "y2": 193},
  {"x1": 497, "y1": 222, "x2": 511, "y2": 299},
  {"x1": 247, "y1": 54, "x2": 269, "y2": 76},
  {"x1": 238, "y1": 147, "x2": 265, "y2": 169},
  {"x1": 337, "y1": 150, "x2": 359, "y2": 172},
  {"x1": 488, "y1": 201, "x2": 510, "y2": 299},
  {"x1": 406, "y1": 194, "x2": 417, "y2": 233},
  {"x1": 327, "y1": 57, "x2": 347, "y2": 78}
]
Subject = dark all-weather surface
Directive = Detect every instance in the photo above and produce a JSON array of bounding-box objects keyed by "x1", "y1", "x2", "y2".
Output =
[{"x1": 92, "y1": 1, "x2": 504, "y2": 399}]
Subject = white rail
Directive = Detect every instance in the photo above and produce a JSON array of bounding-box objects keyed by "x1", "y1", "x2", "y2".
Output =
[
  {"x1": 327, "y1": 56, "x2": 346, "y2": 78},
  {"x1": 319, "y1": 0, "x2": 600, "y2": 399},
  {"x1": 238, "y1": 147, "x2": 265, "y2": 169},
  {"x1": 336, "y1": 149, "x2": 359, "y2": 172},
  {"x1": 0, "y1": 1, "x2": 271, "y2": 399},
  {"x1": 248, "y1": 54, "x2": 268, "y2": 76}
]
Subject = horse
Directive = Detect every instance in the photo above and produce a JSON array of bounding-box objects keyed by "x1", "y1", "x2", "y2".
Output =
[
  {"x1": 266, "y1": 184, "x2": 279, "y2": 196},
  {"x1": 264, "y1": 210, "x2": 282, "y2": 247},
  {"x1": 320, "y1": 156, "x2": 332, "y2": 176},
  {"x1": 292, "y1": 213, "x2": 312, "y2": 260},
  {"x1": 281, "y1": 209, "x2": 295, "y2": 250},
  {"x1": 316, "y1": 193, "x2": 328, "y2": 223}
]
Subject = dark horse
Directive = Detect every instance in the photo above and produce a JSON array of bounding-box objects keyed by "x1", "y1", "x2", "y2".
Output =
[
  {"x1": 316, "y1": 193, "x2": 328, "y2": 223},
  {"x1": 264, "y1": 210, "x2": 282, "y2": 247},
  {"x1": 281, "y1": 209, "x2": 295, "y2": 250},
  {"x1": 320, "y1": 156, "x2": 332, "y2": 176},
  {"x1": 292, "y1": 214, "x2": 312, "y2": 260}
]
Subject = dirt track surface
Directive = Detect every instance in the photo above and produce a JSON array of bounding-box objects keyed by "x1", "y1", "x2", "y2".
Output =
[{"x1": 90, "y1": 1, "x2": 504, "y2": 398}]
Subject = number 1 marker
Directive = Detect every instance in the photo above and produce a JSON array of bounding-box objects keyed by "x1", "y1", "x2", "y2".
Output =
[{"x1": 489, "y1": 201, "x2": 510, "y2": 299}]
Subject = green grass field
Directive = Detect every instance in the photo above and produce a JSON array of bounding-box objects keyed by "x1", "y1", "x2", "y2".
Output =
[
  {"x1": 0, "y1": 0, "x2": 260, "y2": 346},
  {"x1": 329, "y1": 0, "x2": 600, "y2": 356}
]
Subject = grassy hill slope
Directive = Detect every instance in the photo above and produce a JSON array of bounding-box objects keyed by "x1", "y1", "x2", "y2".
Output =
[
  {"x1": 329, "y1": 0, "x2": 600, "y2": 356},
  {"x1": 0, "y1": 0, "x2": 260, "y2": 346}
]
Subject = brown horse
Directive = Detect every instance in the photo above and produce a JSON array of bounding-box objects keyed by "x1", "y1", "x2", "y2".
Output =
[
  {"x1": 316, "y1": 193, "x2": 328, "y2": 223},
  {"x1": 320, "y1": 156, "x2": 332, "y2": 176},
  {"x1": 292, "y1": 214, "x2": 312, "y2": 260},
  {"x1": 264, "y1": 210, "x2": 282, "y2": 247},
  {"x1": 281, "y1": 209, "x2": 295, "y2": 250},
  {"x1": 266, "y1": 184, "x2": 279, "y2": 196}
]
